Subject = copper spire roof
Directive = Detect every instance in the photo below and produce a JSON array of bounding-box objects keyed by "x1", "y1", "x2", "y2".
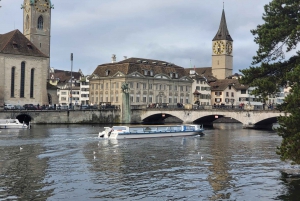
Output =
[{"x1": 212, "y1": 9, "x2": 233, "y2": 41}]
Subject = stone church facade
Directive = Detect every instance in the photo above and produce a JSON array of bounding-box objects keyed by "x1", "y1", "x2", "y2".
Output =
[{"x1": 0, "y1": 0, "x2": 53, "y2": 106}]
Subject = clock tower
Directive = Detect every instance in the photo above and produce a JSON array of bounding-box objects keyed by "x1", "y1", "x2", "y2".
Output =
[
  {"x1": 212, "y1": 9, "x2": 233, "y2": 79},
  {"x1": 22, "y1": 0, "x2": 53, "y2": 57}
]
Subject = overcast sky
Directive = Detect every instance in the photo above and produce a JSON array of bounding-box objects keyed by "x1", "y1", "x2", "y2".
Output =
[{"x1": 0, "y1": 0, "x2": 272, "y2": 75}]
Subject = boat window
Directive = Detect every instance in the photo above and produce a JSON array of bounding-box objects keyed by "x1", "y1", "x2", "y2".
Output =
[{"x1": 112, "y1": 126, "x2": 127, "y2": 130}]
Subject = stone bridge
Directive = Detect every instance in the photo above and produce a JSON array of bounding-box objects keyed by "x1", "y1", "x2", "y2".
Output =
[
  {"x1": 131, "y1": 108, "x2": 286, "y2": 129},
  {"x1": 0, "y1": 108, "x2": 286, "y2": 129}
]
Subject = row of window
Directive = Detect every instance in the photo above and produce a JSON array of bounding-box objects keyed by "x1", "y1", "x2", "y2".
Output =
[
  {"x1": 91, "y1": 83, "x2": 190, "y2": 91},
  {"x1": 196, "y1": 86, "x2": 211, "y2": 91},
  {"x1": 214, "y1": 97, "x2": 261, "y2": 103},
  {"x1": 11, "y1": 62, "x2": 35, "y2": 98},
  {"x1": 194, "y1": 94, "x2": 211, "y2": 99},
  {"x1": 215, "y1": 98, "x2": 235, "y2": 103},
  {"x1": 89, "y1": 96, "x2": 190, "y2": 104}
]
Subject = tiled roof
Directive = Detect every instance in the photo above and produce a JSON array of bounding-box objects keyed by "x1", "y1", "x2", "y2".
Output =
[
  {"x1": 92, "y1": 57, "x2": 189, "y2": 78},
  {"x1": 184, "y1": 67, "x2": 217, "y2": 82},
  {"x1": 212, "y1": 9, "x2": 233, "y2": 41},
  {"x1": 209, "y1": 79, "x2": 248, "y2": 91},
  {"x1": 50, "y1": 69, "x2": 83, "y2": 83},
  {"x1": 0, "y1": 29, "x2": 48, "y2": 57}
]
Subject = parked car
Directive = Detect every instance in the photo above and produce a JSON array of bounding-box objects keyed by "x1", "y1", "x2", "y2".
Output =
[
  {"x1": 4, "y1": 104, "x2": 15, "y2": 110},
  {"x1": 86, "y1": 105, "x2": 98, "y2": 110},
  {"x1": 23, "y1": 104, "x2": 37, "y2": 110},
  {"x1": 14, "y1": 105, "x2": 25, "y2": 110},
  {"x1": 58, "y1": 105, "x2": 69, "y2": 110}
]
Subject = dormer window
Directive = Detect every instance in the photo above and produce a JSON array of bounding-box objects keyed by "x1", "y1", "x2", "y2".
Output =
[
  {"x1": 170, "y1": 73, "x2": 173, "y2": 78},
  {"x1": 152, "y1": 62, "x2": 157, "y2": 65},
  {"x1": 136, "y1": 60, "x2": 141, "y2": 63},
  {"x1": 162, "y1": 63, "x2": 167, "y2": 66},
  {"x1": 175, "y1": 73, "x2": 178, "y2": 78},
  {"x1": 150, "y1": 70, "x2": 153, "y2": 76},
  {"x1": 12, "y1": 41, "x2": 18, "y2": 49},
  {"x1": 142, "y1": 60, "x2": 148, "y2": 64},
  {"x1": 143, "y1": 70, "x2": 147, "y2": 76},
  {"x1": 27, "y1": 43, "x2": 33, "y2": 50},
  {"x1": 105, "y1": 70, "x2": 111, "y2": 76}
]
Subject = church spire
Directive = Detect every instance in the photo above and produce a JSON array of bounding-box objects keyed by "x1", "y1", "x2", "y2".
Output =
[{"x1": 213, "y1": 9, "x2": 233, "y2": 41}]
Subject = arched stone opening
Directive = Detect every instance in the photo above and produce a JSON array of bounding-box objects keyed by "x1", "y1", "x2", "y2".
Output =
[
  {"x1": 16, "y1": 114, "x2": 32, "y2": 125},
  {"x1": 143, "y1": 113, "x2": 183, "y2": 124}
]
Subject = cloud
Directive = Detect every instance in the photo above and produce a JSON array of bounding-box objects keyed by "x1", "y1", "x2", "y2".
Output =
[{"x1": 0, "y1": 0, "x2": 271, "y2": 75}]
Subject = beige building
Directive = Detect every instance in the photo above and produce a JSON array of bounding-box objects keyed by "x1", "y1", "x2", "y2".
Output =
[
  {"x1": 0, "y1": 0, "x2": 54, "y2": 107},
  {"x1": 0, "y1": 30, "x2": 49, "y2": 106},
  {"x1": 185, "y1": 69, "x2": 212, "y2": 106},
  {"x1": 89, "y1": 57, "x2": 193, "y2": 107}
]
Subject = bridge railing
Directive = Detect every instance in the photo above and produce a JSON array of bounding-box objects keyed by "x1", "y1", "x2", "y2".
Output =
[{"x1": 139, "y1": 104, "x2": 278, "y2": 111}]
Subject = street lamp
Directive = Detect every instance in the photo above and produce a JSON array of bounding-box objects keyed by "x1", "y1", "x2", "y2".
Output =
[{"x1": 70, "y1": 53, "x2": 73, "y2": 109}]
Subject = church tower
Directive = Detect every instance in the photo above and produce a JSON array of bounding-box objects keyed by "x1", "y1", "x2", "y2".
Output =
[
  {"x1": 212, "y1": 9, "x2": 233, "y2": 79},
  {"x1": 22, "y1": 0, "x2": 53, "y2": 57}
]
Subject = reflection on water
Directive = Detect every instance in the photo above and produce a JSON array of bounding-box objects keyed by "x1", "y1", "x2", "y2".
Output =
[{"x1": 0, "y1": 124, "x2": 299, "y2": 200}]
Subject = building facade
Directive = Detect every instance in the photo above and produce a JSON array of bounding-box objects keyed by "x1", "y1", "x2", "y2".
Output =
[
  {"x1": 89, "y1": 58, "x2": 193, "y2": 107},
  {"x1": 79, "y1": 75, "x2": 90, "y2": 105},
  {"x1": 0, "y1": 1, "x2": 53, "y2": 107},
  {"x1": 0, "y1": 30, "x2": 49, "y2": 106},
  {"x1": 48, "y1": 68, "x2": 84, "y2": 106}
]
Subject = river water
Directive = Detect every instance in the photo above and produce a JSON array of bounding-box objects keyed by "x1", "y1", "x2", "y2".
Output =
[{"x1": 0, "y1": 123, "x2": 300, "y2": 201}]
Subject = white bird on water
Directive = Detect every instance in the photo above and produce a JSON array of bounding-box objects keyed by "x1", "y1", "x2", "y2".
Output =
[
  {"x1": 201, "y1": 155, "x2": 204, "y2": 160},
  {"x1": 20, "y1": 147, "x2": 23, "y2": 150},
  {"x1": 93, "y1": 151, "x2": 96, "y2": 155}
]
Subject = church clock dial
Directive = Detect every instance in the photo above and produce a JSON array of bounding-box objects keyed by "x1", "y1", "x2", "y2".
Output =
[
  {"x1": 213, "y1": 41, "x2": 225, "y2": 54},
  {"x1": 226, "y1": 42, "x2": 233, "y2": 54},
  {"x1": 34, "y1": 0, "x2": 49, "y2": 13}
]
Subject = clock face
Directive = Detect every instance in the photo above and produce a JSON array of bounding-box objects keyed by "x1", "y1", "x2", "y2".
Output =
[
  {"x1": 226, "y1": 42, "x2": 233, "y2": 54},
  {"x1": 213, "y1": 41, "x2": 225, "y2": 54},
  {"x1": 34, "y1": 0, "x2": 49, "y2": 13}
]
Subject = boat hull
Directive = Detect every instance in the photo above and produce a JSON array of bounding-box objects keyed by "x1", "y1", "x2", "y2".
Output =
[
  {"x1": 0, "y1": 119, "x2": 28, "y2": 129},
  {"x1": 99, "y1": 124, "x2": 204, "y2": 139},
  {"x1": 0, "y1": 124, "x2": 28, "y2": 129},
  {"x1": 111, "y1": 131, "x2": 203, "y2": 139}
]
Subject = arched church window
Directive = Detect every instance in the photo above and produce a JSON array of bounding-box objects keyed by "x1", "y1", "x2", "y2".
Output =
[
  {"x1": 11, "y1": 67, "x2": 15, "y2": 97},
  {"x1": 26, "y1": 15, "x2": 29, "y2": 30},
  {"x1": 30, "y1": 68, "x2": 35, "y2": 98},
  {"x1": 37, "y1": 16, "x2": 43, "y2": 29},
  {"x1": 20, "y1": 62, "x2": 25, "y2": 98}
]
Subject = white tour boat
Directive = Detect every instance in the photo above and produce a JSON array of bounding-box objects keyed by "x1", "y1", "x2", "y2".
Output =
[
  {"x1": 0, "y1": 119, "x2": 28, "y2": 129},
  {"x1": 98, "y1": 124, "x2": 204, "y2": 139}
]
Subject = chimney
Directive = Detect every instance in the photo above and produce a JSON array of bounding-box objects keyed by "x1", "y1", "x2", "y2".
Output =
[
  {"x1": 111, "y1": 54, "x2": 116, "y2": 63},
  {"x1": 124, "y1": 56, "x2": 127, "y2": 60}
]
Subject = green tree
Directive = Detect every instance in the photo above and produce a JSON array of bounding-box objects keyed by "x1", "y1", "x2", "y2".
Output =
[{"x1": 240, "y1": 0, "x2": 300, "y2": 164}]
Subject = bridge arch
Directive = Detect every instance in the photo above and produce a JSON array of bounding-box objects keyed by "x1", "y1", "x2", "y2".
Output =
[
  {"x1": 142, "y1": 113, "x2": 184, "y2": 124},
  {"x1": 16, "y1": 113, "x2": 32, "y2": 125},
  {"x1": 255, "y1": 117, "x2": 278, "y2": 125}
]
